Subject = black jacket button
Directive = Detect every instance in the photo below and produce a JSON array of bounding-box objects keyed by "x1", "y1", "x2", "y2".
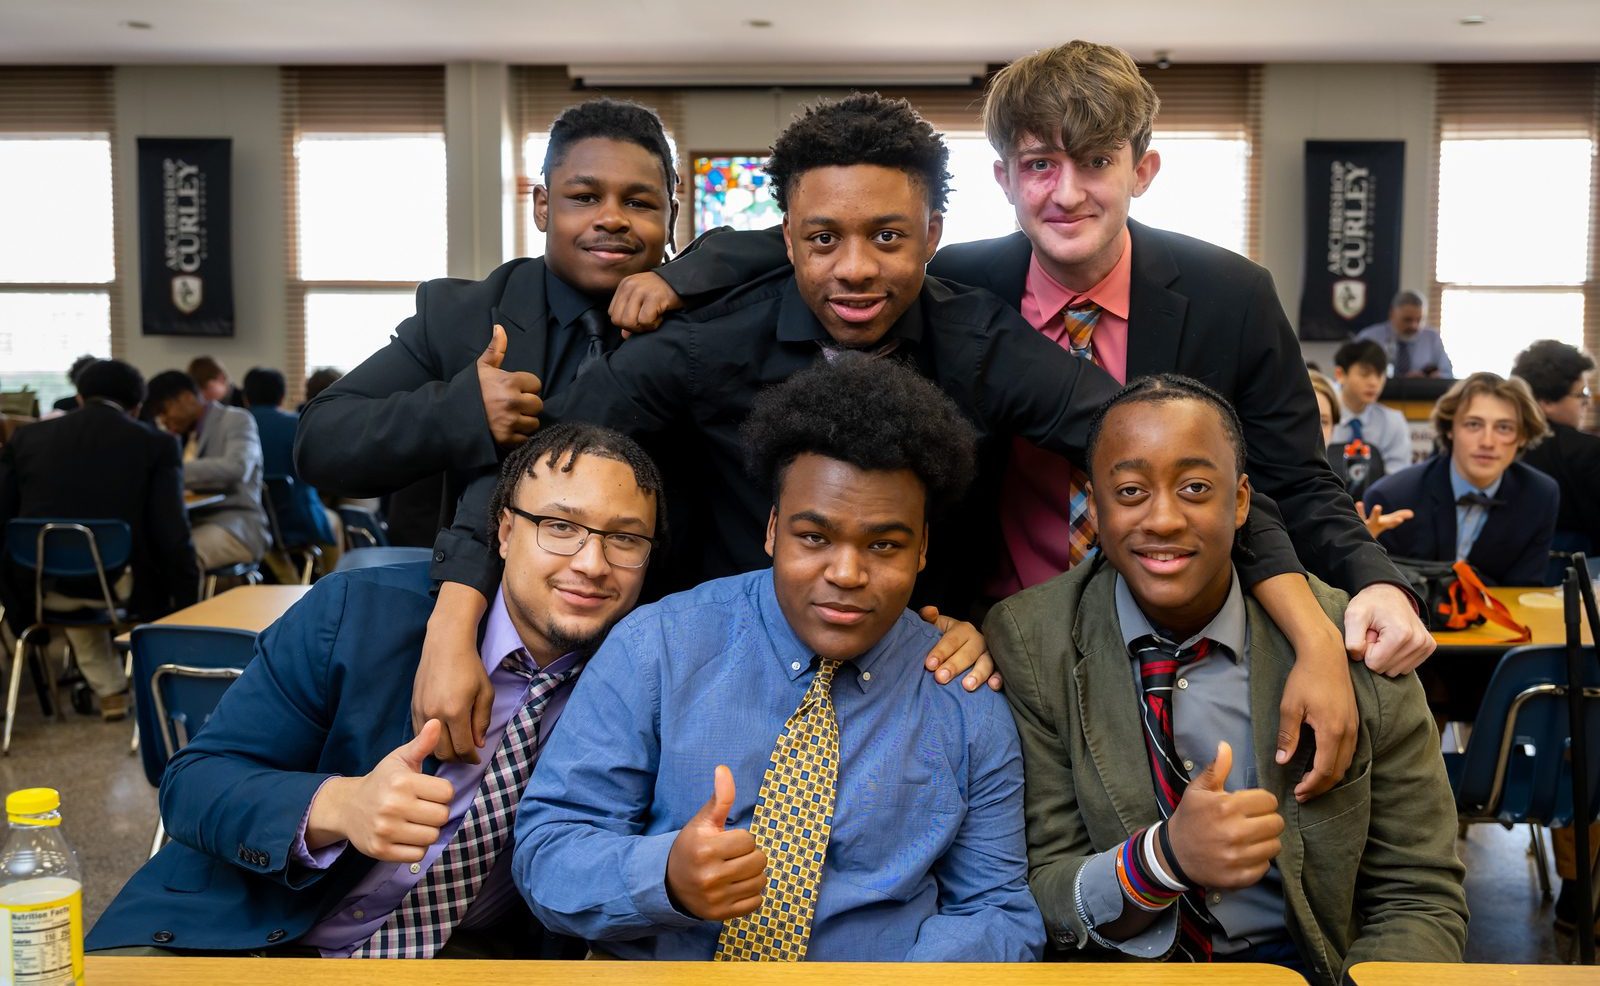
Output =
[
  {"x1": 433, "y1": 550, "x2": 445, "y2": 562},
  {"x1": 152, "y1": 931, "x2": 174, "y2": 944},
  {"x1": 266, "y1": 929, "x2": 286, "y2": 943}
]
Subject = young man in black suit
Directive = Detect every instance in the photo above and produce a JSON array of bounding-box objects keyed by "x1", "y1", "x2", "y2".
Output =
[
  {"x1": 0, "y1": 360, "x2": 199, "y2": 718},
  {"x1": 1513, "y1": 340, "x2": 1600, "y2": 562}
]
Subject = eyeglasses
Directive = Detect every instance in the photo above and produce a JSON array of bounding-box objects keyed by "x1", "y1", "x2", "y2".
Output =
[{"x1": 504, "y1": 507, "x2": 656, "y2": 568}]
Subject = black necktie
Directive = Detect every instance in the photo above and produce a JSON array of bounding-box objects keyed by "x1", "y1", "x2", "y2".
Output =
[
  {"x1": 575, "y1": 308, "x2": 611, "y2": 375},
  {"x1": 1456, "y1": 492, "x2": 1504, "y2": 510}
]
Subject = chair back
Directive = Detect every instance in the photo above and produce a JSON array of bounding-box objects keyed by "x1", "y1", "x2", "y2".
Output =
[
  {"x1": 1453, "y1": 644, "x2": 1600, "y2": 828},
  {"x1": 338, "y1": 506, "x2": 390, "y2": 548},
  {"x1": 4, "y1": 519, "x2": 133, "y2": 623},
  {"x1": 335, "y1": 546, "x2": 433, "y2": 573},
  {"x1": 130, "y1": 625, "x2": 258, "y2": 788}
]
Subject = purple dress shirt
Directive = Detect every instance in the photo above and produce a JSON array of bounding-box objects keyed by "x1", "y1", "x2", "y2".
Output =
[{"x1": 293, "y1": 588, "x2": 582, "y2": 956}]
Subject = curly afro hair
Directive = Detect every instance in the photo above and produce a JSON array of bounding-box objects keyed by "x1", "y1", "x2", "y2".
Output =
[
  {"x1": 765, "y1": 92, "x2": 951, "y2": 213},
  {"x1": 742, "y1": 351, "x2": 977, "y2": 520},
  {"x1": 1512, "y1": 339, "x2": 1595, "y2": 404}
]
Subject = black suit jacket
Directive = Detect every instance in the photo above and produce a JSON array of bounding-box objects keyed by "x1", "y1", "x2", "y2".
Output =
[
  {"x1": 928, "y1": 221, "x2": 1406, "y2": 598},
  {"x1": 1364, "y1": 455, "x2": 1559, "y2": 586},
  {"x1": 0, "y1": 402, "x2": 199, "y2": 624},
  {"x1": 1521, "y1": 421, "x2": 1600, "y2": 550}
]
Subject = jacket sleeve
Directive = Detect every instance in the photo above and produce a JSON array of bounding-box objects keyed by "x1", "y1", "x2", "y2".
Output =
[
  {"x1": 158, "y1": 578, "x2": 349, "y2": 890},
  {"x1": 1233, "y1": 489, "x2": 1310, "y2": 588},
  {"x1": 184, "y1": 411, "x2": 262, "y2": 492},
  {"x1": 654, "y1": 225, "x2": 790, "y2": 301},
  {"x1": 429, "y1": 469, "x2": 502, "y2": 599},
  {"x1": 294, "y1": 280, "x2": 499, "y2": 498},
  {"x1": 144, "y1": 432, "x2": 200, "y2": 614},
  {"x1": 1504, "y1": 479, "x2": 1560, "y2": 586},
  {"x1": 541, "y1": 322, "x2": 696, "y2": 436},
  {"x1": 982, "y1": 597, "x2": 1107, "y2": 955},
  {"x1": 1339, "y1": 672, "x2": 1468, "y2": 972}
]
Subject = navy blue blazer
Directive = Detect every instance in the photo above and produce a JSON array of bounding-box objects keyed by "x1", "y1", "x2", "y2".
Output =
[
  {"x1": 88, "y1": 563, "x2": 547, "y2": 953},
  {"x1": 1364, "y1": 454, "x2": 1560, "y2": 586}
]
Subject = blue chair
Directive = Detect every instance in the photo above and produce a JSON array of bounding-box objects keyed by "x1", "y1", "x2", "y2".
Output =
[
  {"x1": 1445, "y1": 644, "x2": 1600, "y2": 903},
  {"x1": 262, "y1": 474, "x2": 323, "y2": 585},
  {"x1": 130, "y1": 624, "x2": 257, "y2": 856},
  {"x1": 3, "y1": 519, "x2": 133, "y2": 754},
  {"x1": 338, "y1": 506, "x2": 390, "y2": 549},
  {"x1": 334, "y1": 546, "x2": 433, "y2": 573}
]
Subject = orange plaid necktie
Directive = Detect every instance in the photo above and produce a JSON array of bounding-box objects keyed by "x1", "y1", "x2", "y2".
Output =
[{"x1": 1063, "y1": 302, "x2": 1102, "y2": 567}]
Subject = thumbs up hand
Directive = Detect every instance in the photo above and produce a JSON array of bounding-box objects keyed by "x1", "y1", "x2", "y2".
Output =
[
  {"x1": 476, "y1": 323, "x2": 544, "y2": 449},
  {"x1": 305, "y1": 719, "x2": 457, "y2": 863},
  {"x1": 1162, "y1": 742, "x2": 1284, "y2": 891},
  {"x1": 665, "y1": 765, "x2": 768, "y2": 920}
]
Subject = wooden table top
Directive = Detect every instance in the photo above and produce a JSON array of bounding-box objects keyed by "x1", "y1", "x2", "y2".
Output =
[
  {"x1": 1349, "y1": 962, "x2": 1598, "y2": 984},
  {"x1": 113, "y1": 584, "x2": 310, "y2": 644},
  {"x1": 83, "y1": 958, "x2": 1309, "y2": 985},
  {"x1": 183, "y1": 491, "x2": 225, "y2": 511},
  {"x1": 1430, "y1": 587, "x2": 1593, "y2": 650}
]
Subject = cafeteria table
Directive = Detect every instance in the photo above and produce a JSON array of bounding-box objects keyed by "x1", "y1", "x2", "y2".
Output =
[
  {"x1": 1350, "y1": 961, "x2": 1596, "y2": 984},
  {"x1": 83, "y1": 957, "x2": 1310, "y2": 985},
  {"x1": 1427, "y1": 586, "x2": 1592, "y2": 722},
  {"x1": 114, "y1": 584, "x2": 310, "y2": 645}
]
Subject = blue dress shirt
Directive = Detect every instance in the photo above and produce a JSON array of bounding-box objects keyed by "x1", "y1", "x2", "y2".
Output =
[
  {"x1": 512, "y1": 569, "x2": 1044, "y2": 961},
  {"x1": 1449, "y1": 461, "x2": 1504, "y2": 562}
]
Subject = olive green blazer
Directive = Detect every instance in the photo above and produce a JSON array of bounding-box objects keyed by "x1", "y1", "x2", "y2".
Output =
[{"x1": 984, "y1": 556, "x2": 1467, "y2": 985}]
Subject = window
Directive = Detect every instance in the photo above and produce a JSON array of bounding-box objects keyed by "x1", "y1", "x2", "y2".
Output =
[
  {"x1": 1430, "y1": 65, "x2": 1599, "y2": 379},
  {"x1": 940, "y1": 134, "x2": 1018, "y2": 247},
  {"x1": 0, "y1": 68, "x2": 118, "y2": 411},
  {"x1": 1130, "y1": 132, "x2": 1251, "y2": 258},
  {"x1": 283, "y1": 67, "x2": 448, "y2": 392}
]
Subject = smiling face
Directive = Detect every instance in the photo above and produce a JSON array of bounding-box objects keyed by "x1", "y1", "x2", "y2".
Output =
[
  {"x1": 782, "y1": 164, "x2": 941, "y2": 349},
  {"x1": 992, "y1": 136, "x2": 1159, "y2": 293},
  {"x1": 1449, "y1": 392, "x2": 1525, "y2": 489},
  {"x1": 1089, "y1": 397, "x2": 1250, "y2": 640},
  {"x1": 764, "y1": 453, "x2": 928, "y2": 662},
  {"x1": 534, "y1": 136, "x2": 674, "y2": 298},
  {"x1": 496, "y1": 452, "x2": 656, "y2": 665}
]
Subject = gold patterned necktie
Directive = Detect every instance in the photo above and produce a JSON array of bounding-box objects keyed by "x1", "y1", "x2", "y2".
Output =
[
  {"x1": 1063, "y1": 302, "x2": 1103, "y2": 567},
  {"x1": 715, "y1": 657, "x2": 843, "y2": 962}
]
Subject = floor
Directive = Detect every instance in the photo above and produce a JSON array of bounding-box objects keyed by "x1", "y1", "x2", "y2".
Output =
[{"x1": 0, "y1": 677, "x2": 1587, "y2": 964}]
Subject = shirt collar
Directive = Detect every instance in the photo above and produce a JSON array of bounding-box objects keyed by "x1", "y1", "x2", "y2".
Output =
[
  {"x1": 775, "y1": 277, "x2": 926, "y2": 348},
  {"x1": 480, "y1": 586, "x2": 584, "y2": 678},
  {"x1": 1114, "y1": 567, "x2": 1247, "y2": 663},
  {"x1": 753, "y1": 567, "x2": 901, "y2": 691},
  {"x1": 544, "y1": 266, "x2": 599, "y2": 332},
  {"x1": 1024, "y1": 226, "x2": 1132, "y2": 322},
  {"x1": 1449, "y1": 459, "x2": 1504, "y2": 501}
]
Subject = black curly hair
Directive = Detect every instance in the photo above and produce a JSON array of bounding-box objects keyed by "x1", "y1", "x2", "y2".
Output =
[
  {"x1": 1085, "y1": 373, "x2": 1249, "y2": 480},
  {"x1": 742, "y1": 351, "x2": 977, "y2": 521},
  {"x1": 1512, "y1": 339, "x2": 1595, "y2": 404},
  {"x1": 543, "y1": 98, "x2": 677, "y2": 195},
  {"x1": 765, "y1": 92, "x2": 952, "y2": 213},
  {"x1": 488, "y1": 422, "x2": 667, "y2": 558}
]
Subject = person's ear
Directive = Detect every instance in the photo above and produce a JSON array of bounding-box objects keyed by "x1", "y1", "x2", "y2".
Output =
[
  {"x1": 765, "y1": 506, "x2": 778, "y2": 559},
  {"x1": 1333, "y1": 366, "x2": 1347, "y2": 385},
  {"x1": 1235, "y1": 474, "x2": 1251, "y2": 532},
  {"x1": 533, "y1": 184, "x2": 550, "y2": 233},
  {"x1": 992, "y1": 158, "x2": 1016, "y2": 205},
  {"x1": 666, "y1": 194, "x2": 681, "y2": 254},
  {"x1": 497, "y1": 509, "x2": 514, "y2": 561},
  {"x1": 925, "y1": 209, "x2": 944, "y2": 261},
  {"x1": 917, "y1": 522, "x2": 930, "y2": 574},
  {"x1": 1132, "y1": 148, "x2": 1161, "y2": 198},
  {"x1": 782, "y1": 214, "x2": 795, "y2": 265},
  {"x1": 1085, "y1": 480, "x2": 1098, "y2": 532}
]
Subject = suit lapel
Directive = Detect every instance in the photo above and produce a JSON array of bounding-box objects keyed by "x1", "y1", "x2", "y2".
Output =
[
  {"x1": 491, "y1": 256, "x2": 551, "y2": 383},
  {"x1": 1469, "y1": 463, "x2": 1522, "y2": 573},
  {"x1": 197, "y1": 403, "x2": 224, "y2": 456},
  {"x1": 986, "y1": 231, "x2": 1033, "y2": 310},
  {"x1": 1124, "y1": 220, "x2": 1189, "y2": 380}
]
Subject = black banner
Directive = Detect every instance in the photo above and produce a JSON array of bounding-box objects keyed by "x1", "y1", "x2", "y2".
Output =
[
  {"x1": 1297, "y1": 140, "x2": 1404, "y2": 341},
  {"x1": 138, "y1": 137, "x2": 234, "y2": 336}
]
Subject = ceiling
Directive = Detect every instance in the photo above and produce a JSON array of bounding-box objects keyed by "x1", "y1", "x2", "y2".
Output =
[{"x1": 1, "y1": 0, "x2": 1597, "y2": 66}]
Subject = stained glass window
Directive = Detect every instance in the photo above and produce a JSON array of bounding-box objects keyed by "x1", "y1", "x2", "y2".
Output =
[{"x1": 694, "y1": 154, "x2": 781, "y2": 234}]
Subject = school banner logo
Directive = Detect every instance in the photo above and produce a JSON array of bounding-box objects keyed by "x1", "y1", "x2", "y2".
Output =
[
  {"x1": 1298, "y1": 140, "x2": 1404, "y2": 341},
  {"x1": 138, "y1": 138, "x2": 235, "y2": 336}
]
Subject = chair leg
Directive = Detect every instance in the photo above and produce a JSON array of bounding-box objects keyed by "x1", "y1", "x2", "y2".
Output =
[
  {"x1": 5, "y1": 633, "x2": 29, "y2": 756},
  {"x1": 1529, "y1": 824, "x2": 1553, "y2": 902},
  {"x1": 148, "y1": 815, "x2": 166, "y2": 858},
  {"x1": 21, "y1": 636, "x2": 52, "y2": 718},
  {"x1": 202, "y1": 574, "x2": 217, "y2": 600}
]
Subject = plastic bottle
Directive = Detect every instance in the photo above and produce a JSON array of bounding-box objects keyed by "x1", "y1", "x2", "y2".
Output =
[{"x1": 0, "y1": 789, "x2": 82, "y2": 986}]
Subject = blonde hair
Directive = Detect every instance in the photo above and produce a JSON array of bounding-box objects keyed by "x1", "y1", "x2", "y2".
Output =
[
  {"x1": 1431, "y1": 372, "x2": 1550, "y2": 453},
  {"x1": 983, "y1": 40, "x2": 1160, "y2": 162},
  {"x1": 1308, "y1": 371, "x2": 1341, "y2": 426}
]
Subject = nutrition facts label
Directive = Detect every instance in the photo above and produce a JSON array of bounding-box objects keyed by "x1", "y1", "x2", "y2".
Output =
[{"x1": 0, "y1": 897, "x2": 79, "y2": 986}]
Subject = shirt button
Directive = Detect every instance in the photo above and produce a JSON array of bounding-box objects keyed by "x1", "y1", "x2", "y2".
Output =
[
  {"x1": 1177, "y1": 678, "x2": 1189, "y2": 690},
  {"x1": 352, "y1": 909, "x2": 365, "y2": 920},
  {"x1": 1183, "y1": 759, "x2": 1194, "y2": 772},
  {"x1": 410, "y1": 863, "x2": 422, "y2": 875},
  {"x1": 861, "y1": 671, "x2": 872, "y2": 682},
  {"x1": 791, "y1": 661, "x2": 801, "y2": 671}
]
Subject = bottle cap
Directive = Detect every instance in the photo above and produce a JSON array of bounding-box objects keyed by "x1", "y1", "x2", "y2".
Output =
[{"x1": 6, "y1": 788, "x2": 61, "y2": 825}]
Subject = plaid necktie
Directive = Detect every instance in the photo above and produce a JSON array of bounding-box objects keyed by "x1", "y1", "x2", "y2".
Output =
[
  {"x1": 352, "y1": 650, "x2": 577, "y2": 958},
  {"x1": 1132, "y1": 633, "x2": 1222, "y2": 961},
  {"x1": 1063, "y1": 302, "x2": 1102, "y2": 568},
  {"x1": 715, "y1": 658, "x2": 842, "y2": 961}
]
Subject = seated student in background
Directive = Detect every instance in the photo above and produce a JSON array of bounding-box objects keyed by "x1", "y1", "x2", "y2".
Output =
[
  {"x1": 1355, "y1": 290, "x2": 1453, "y2": 379},
  {"x1": 48, "y1": 354, "x2": 98, "y2": 414},
  {"x1": 188, "y1": 355, "x2": 242, "y2": 408},
  {"x1": 515, "y1": 355, "x2": 1045, "y2": 961},
  {"x1": 1309, "y1": 370, "x2": 1410, "y2": 541},
  {"x1": 88, "y1": 422, "x2": 661, "y2": 957},
  {"x1": 0, "y1": 360, "x2": 198, "y2": 720},
  {"x1": 242, "y1": 367, "x2": 343, "y2": 575},
  {"x1": 1364, "y1": 372, "x2": 1557, "y2": 586},
  {"x1": 1512, "y1": 340, "x2": 1600, "y2": 561},
  {"x1": 144, "y1": 370, "x2": 269, "y2": 572},
  {"x1": 983, "y1": 374, "x2": 1467, "y2": 983},
  {"x1": 1329, "y1": 340, "x2": 1411, "y2": 475}
]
